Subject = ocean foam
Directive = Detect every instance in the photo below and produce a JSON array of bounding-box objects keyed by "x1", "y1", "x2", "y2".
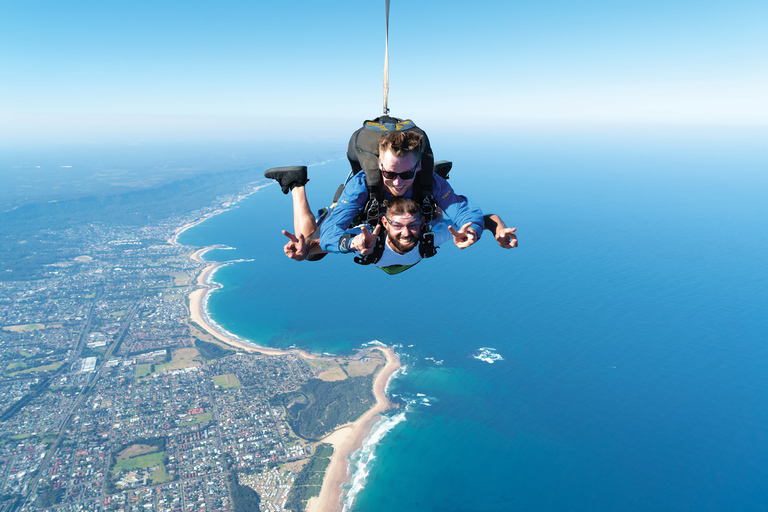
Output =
[
  {"x1": 473, "y1": 347, "x2": 504, "y2": 363},
  {"x1": 341, "y1": 410, "x2": 407, "y2": 512}
]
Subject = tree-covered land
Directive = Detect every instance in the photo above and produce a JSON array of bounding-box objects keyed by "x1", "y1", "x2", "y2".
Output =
[
  {"x1": 228, "y1": 472, "x2": 262, "y2": 512},
  {"x1": 284, "y1": 444, "x2": 333, "y2": 512},
  {"x1": 281, "y1": 376, "x2": 375, "y2": 440},
  {"x1": 195, "y1": 338, "x2": 237, "y2": 360}
]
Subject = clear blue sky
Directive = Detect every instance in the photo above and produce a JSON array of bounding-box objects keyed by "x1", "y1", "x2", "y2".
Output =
[{"x1": 1, "y1": 0, "x2": 766, "y2": 145}]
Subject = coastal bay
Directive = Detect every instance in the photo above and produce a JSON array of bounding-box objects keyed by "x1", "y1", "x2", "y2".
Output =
[{"x1": 176, "y1": 217, "x2": 402, "y2": 511}]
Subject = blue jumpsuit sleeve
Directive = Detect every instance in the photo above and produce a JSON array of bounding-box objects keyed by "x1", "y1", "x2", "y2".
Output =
[
  {"x1": 431, "y1": 175, "x2": 484, "y2": 238},
  {"x1": 318, "y1": 173, "x2": 370, "y2": 253}
]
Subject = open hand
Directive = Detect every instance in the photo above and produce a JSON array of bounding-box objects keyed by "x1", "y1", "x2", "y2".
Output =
[
  {"x1": 448, "y1": 222, "x2": 479, "y2": 249},
  {"x1": 350, "y1": 224, "x2": 381, "y2": 255},
  {"x1": 282, "y1": 230, "x2": 308, "y2": 260}
]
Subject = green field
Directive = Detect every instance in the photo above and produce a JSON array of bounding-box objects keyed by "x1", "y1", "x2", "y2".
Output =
[
  {"x1": 3, "y1": 324, "x2": 45, "y2": 333},
  {"x1": 112, "y1": 451, "x2": 172, "y2": 485},
  {"x1": 306, "y1": 359, "x2": 332, "y2": 371},
  {"x1": 213, "y1": 374, "x2": 241, "y2": 389},
  {"x1": 135, "y1": 364, "x2": 153, "y2": 378},
  {"x1": 113, "y1": 451, "x2": 163, "y2": 473},
  {"x1": 8, "y1": 361, "x2": 64, "y2": 376},
  {"x1": 179, "y1": 412, "x2": 212, "y2": 428}
]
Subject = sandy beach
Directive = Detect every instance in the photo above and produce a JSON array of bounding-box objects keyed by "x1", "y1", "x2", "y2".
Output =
[
  {"x1": 307, "y1": 346, "x2": 400, "y2": 512},
  {"x1": 185, "y1": 247, "x2": 310, "y2": 357},
  {"x1": 178, "y1": 206, "x2": 401, "y2": 512}
]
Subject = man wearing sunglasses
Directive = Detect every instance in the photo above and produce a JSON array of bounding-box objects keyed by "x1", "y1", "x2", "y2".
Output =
[
  {"x1": 264, "y1": 160, "x2": 517, "y2": 270},
  {"x1": 267, "y1": 184, "x2": 516, "y2": 274},
  {"x1": 317, "y1": 130, "x2": 485, "y2": 255}
]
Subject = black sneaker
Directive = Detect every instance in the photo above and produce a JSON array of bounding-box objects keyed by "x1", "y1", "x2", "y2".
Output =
[{"x1": 264, "y1": 166, "x2": 309, "y2": 194}]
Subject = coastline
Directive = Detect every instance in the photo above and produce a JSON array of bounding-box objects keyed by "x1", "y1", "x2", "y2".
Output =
[
  {"x1": 307, "y1": 346, "x2": 400, "y2": 512},
  {"x1": 176, "y1": 202, "x2": 401, "y2": 512}
]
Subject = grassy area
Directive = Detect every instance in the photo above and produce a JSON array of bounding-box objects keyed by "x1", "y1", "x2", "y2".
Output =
[
  {"x1": 117, "y1": 444, "x2": 158, "y2": 461},
  {"x1": 110, "y1": 310, "x2": 126, "y2": 317},
  {"x1": 150, "y1": 465, "x2": 171, "y2": 484},
  {"x1": 112, "y1": 451, "x2": 165, "y2": 474},
  {"x1": 172, "y1": 272, "x2": 190, "y2": 286},
  {"x1": 179, "y1": 412, "x2": 212, "y2": 428},
  {"x1": 10, "y1": 433, "x2": 32, "y2": 441},
  {"x1": 306, "y1": 359, "x2": 332, "y2": 371},
  {"x1": 317, "y1": 364, "x2": 346, "y2": 382},
  {"x1": 155, "y1": 360, "x2": 200, "y2": 373},
  {"x1": 3, "y1": 324, "x2": 45, "y2": 333},
  {"x1": 8, "y1": 361, "x2": 64, "y2": 376},
  {"x1": 163, "y1": 293, "x2": 183, "y2": 301},
  {"x1": 172, "y1": 348, "x2": 200, "y2": 361},
  {"x1": 136, "y1": 364, "x2": 153, "y2": 378},
  {"x1": 111, "y1": 449, "x2": 173, "y2": 485},
  {"x1": 213, "y1": 374, "x2": 241, "y2": 389}
]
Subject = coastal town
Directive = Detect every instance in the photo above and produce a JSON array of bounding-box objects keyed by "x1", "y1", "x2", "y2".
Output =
[{"x1": 0, "y1": 186, "x2": 399, "y2": 512}]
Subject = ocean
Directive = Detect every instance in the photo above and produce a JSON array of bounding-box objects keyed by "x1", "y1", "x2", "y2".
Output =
[{"x1": 177, "y1": 126, "x2": 768, "y2": 512}]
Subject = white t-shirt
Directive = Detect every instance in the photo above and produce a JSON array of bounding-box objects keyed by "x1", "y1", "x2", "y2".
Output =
[{"x1": 359, "y1": 220, "x2": 452, "y2": 275}]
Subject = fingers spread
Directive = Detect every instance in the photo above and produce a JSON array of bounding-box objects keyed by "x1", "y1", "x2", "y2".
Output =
[{"x1": 282, "y1": 230, "x2": 299, "y2": 243}]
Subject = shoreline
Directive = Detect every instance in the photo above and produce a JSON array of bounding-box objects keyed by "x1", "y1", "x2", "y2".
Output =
[
  {"x1": 177, "y1": 201, "x2": 401, "y2": 512},
  {"x1": 308, "y1": 346, "x2": 400, "y2": 512}
]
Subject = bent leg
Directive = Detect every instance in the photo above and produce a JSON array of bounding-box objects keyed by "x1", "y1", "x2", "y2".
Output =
[{"x1": 291, "y1": 186, "x2": 317, "y2": 239}]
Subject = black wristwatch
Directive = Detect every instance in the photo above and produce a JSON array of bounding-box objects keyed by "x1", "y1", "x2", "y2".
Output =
[{"x1": 338, "y1": 233, "x2": 354, "y2": 253}]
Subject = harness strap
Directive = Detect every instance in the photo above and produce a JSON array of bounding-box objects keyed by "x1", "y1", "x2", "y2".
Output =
[{"x1": 353, "y1": 229, "x2": 387, "y2": 265}]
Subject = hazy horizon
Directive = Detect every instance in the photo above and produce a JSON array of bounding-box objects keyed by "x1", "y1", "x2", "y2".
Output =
[{"x1": 2, "y1": 0, "x2": 766, "y2": 146}]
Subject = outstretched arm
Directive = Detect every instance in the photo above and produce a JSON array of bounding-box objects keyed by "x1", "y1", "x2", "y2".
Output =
[{"x1": 483, "y1": 214, "x2": 517, "y2": 248}]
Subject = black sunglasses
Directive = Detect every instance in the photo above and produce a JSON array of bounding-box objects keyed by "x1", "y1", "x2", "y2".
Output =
[{"x1": 379, "y1": 162, "x2": 420, "y2": 180}]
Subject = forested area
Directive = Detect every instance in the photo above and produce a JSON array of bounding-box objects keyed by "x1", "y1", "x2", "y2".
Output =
[
  {"x1": 228, "y1": 472, "x2": 262, "y2": 512},
  {"x1": 290, "y1": 376, "x2": 375, "y2": 440},
  {"x1": 194, "y1": 338, "x2": 236, "y2": 360},
  {"x1": 284, "y1": 443, "x2": 333, "y2": 512}
]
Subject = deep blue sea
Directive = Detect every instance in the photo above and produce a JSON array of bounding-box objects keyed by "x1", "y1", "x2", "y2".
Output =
[{"x1": 178, "y1": 126, "x2": 768, "y2": 512}]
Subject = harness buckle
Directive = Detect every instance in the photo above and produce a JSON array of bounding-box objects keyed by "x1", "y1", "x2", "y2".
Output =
[{"x1": 419, "y1": 230, "x2": 437, "y2": 259}]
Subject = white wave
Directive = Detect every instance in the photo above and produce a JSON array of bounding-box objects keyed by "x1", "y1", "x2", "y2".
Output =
[
  {"x1": 342, "y1": 410, "x2": 407, "y2": 512},
  {"x1": 384, "y1": 365, "x2": 403, "y2": 395},
  {"x1": 473, "y1": 347, "x2": 504, "y2": 364},
  {"x1": 361, "y1": 340, "x2": 386, "y2": 347}
]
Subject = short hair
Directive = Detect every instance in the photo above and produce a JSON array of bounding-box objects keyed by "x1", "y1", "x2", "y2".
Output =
[
  {"x1": 378, "y1": 131, "x2": 423, "y2": 160},
  {"x1": 386, "y1": 197, "x2": 420, "y2": 217}
]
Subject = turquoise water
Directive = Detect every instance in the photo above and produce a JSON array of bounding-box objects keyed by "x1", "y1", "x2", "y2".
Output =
[{"x1": 178, "y1": 127, "x2": 768, "y2": 512}]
